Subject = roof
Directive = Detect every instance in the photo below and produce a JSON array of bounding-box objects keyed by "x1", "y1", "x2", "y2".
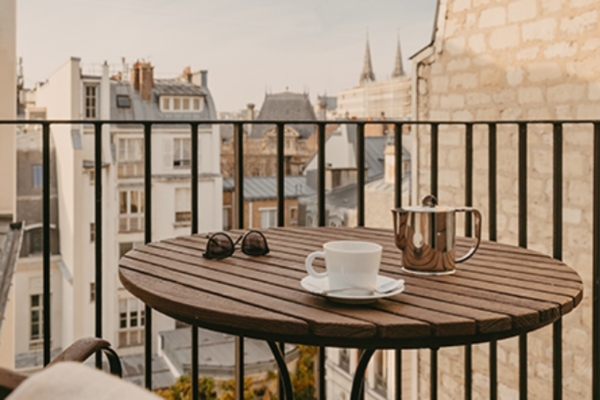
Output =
[
  {"x1": 109, "y1": 79, "x2": 218, "y2": 127},
  {"x1": 223, "y1": 175, "x2": 314, "y2": 201},
  {"x1": 159, "y1": 328, "x2": 298, "y2": 378},
  {"x1": 153, "y1": 79, "x2": 205, "y2": 96},
  {"x1": 83, "y1": 352, "x2": 176, "y2": 390},
  {"x1": 249, "y1": 92, "x2": 317, "y2": 139},
  {"x1": 304, "y1": 124, "x2": 399, "y2": 181}
]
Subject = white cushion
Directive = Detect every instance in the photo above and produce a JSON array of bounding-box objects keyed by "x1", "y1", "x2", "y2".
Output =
[{"x1": 7, "y1": 362, "x2": 161, "y2": 400}]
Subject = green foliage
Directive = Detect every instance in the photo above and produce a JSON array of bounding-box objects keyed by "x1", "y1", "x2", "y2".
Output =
[
  {"x1": 156, "y1": 375, "x2": 217, "y2": 400},
  {"x1": 219, "y1": 377, "x2": 259, "y2": 400},
  {"x1": 291, "y1": 345, "x2": 317, "y2": 400}
]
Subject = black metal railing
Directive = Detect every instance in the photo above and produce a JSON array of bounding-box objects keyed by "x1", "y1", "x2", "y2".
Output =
[{"x1": 1, "y1": 118, "x2": 598, "y2": 400}]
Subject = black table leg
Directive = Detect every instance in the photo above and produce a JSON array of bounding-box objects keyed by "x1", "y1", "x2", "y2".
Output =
[
  {"x1": 267, "y1": 341, "x2": 294, "y2": 400},
  {"x1": 350, "y1": 348, "x2": 376, "y2": 400}
]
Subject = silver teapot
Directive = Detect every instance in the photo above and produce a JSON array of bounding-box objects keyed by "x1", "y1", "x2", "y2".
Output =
[{"x1": 391, "y1": 195, "x2": 482, "y2": 276}]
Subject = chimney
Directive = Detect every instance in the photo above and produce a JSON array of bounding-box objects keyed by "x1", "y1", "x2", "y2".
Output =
[
  {"x1": 130, "y1": 61, "x2": 141, "y2": 91},
  {"x1": 247, "y1": 103, "x2": 255, "y2": 120},
  {"x1": 182, "y1": 66, "x2": 192, "y2": 83},
  {"x1": 200, "y1": 70, "x2": 208, "y2": 88},
  {"x1": 139, "y1": 62, "x2": 154, "y2": 102}
]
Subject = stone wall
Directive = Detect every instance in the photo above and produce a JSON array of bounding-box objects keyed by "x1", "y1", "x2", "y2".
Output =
[{"x1": 412, "y1": 0, "x2": 599, "y2": 398}]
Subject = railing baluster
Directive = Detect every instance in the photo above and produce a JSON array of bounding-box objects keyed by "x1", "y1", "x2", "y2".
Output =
[
  {"x1": 191, "y1": 123, "x2": 199, "y2": 400},
  {"x1": 236, "y1": 336, "x2": 245, "y2": 400},
  {"x1": 488, "y1": 123, "x2": 497, "y2": 241},
  {"x1": 356, "y1": 123, "x2": 365, "y2": 227},
  {"x1": 488, "y1": 122, "x2": 498, "y2": 400},
  {"x1": 42, "y1": 122, "x2": 51, "y2": 366},
  {"x1": 395, "y1": 349, "x2": 402, "y2": 400},
  {"x1": 518, "y1": 123, "x2": 528, "y2": 248},
  {"x1": 143, "y1": 122, "x2": 153, "y2": 390},
  {"x1": 94, "y1": 122, "x2": 103, "y2": 369},
  {"x1": 552, "y1": 122, "x2": 563, "y2": 400},
  {"x1": 464, "y1": 123, "x2": 473, "y2": 400},
  {"x1": 593, "y1": 122, "x2": 600, "y2": 400},
  {"x1": 518, "y1": 122, "x2": 528, "y2": 400},
  {"x1": 317, "y1": 123, "x2": 326, "y2": 227},
  {"x1": 277, "y1": 123, "x2": 285, "y2": 227},
  {"x1": 431, "y1": 348, "x2": 438, "y2": 400},
  {"x1": 431, "y1": 123, "x2": 439, "y2": 198},
  {"x1": 317, "y1": 123, "x2": 327, "y2": 400},
  {"x1": 318, "y1": 346, "x2": 326, "y2": 400},
  {"x1": 394, "y1": 123, "x2": 403, "y2": 209},
  {"x1": 232, "y1": 122, "x2": 246, "y2": 398},
  {"x1": 234, "y1": 123, "x2": 244, "y2": 229}
]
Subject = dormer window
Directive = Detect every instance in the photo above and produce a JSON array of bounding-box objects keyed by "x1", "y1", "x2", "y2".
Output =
[
  {"x1": 116, "y1": 95, "x2": 131, "y2": 108},
  {"x1": 160, "y1": 96, "x2": 203, "y2": 112}
]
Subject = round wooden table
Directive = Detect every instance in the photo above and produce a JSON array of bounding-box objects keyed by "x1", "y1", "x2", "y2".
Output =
[{"x1": 119, "y1": 227, "x2": 583, "y2": 399}]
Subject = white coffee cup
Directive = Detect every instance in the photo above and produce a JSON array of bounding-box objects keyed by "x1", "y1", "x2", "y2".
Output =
[{"x1": 305, "y1": 241, "x2": 383, "y2": 291}]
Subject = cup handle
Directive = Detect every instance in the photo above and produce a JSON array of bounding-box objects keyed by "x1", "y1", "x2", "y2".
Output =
[
  {"x1": 305, "y1": 251, "x2": 327, "y2": 279},
  {"x1": 455, "y1": 207, "x2": 482, "y2": 263}
]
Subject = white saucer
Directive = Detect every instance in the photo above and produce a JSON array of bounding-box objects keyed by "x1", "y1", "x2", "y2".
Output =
[{"x1": 300, "y1": 275, "x2": 405, "y2": 305}]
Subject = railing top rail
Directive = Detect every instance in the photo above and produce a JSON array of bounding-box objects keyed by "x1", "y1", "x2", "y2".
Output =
[{"x1": 2, "y1": 119, "x2": 600, "y2": 125}]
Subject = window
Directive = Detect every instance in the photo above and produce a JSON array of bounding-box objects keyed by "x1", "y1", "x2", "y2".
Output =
[
  {"x1": 118, "y1": 138, "x2": 143, "y2": 162},
  {"x1": 32, "y1": 165, "x2": 43, "y2": 187},
  {"x1": 175, "y1": 188, "x2": 191, "y2": 223},
  {"x1": 30, "y1": 294, "x2": 42, "y2": 341},
  {"x1": 90, "y1": 222, "x2": 95, "y2": 242},
  {"x1": 173, "y1": 138, "x2": 191, "y2": 168},
  {"x1": 29, "y1": 229, "x2": 43, "y2": 254},
  {"x1": 182, "y1": 98, "x2": 190, "y2": 110},
  {"x1": 90, "y1": 283, "x2": 96, "y2": 302},
  {"x1": 116, "y1": 95, "x2": 131, "y2": 108},
  {"x1": 118, "y1": 298, "x2": 145, "y2": 347},
  {"x1": 173, "y1": 98, "x2": 181, "y2": 110},
  {"x1": 260, "y1": 208, "x2": 276, "y2": 229},
  {"x1": 119, "y1": 189, "x2": 144, "y2": 232},
  {"x1": 193, "y1": 98, "x2": 200, "y2": 110},
  {"x1": 162, "y1": 97, "x2": 170, "y2": 111},
  {"x1": 339, "y1": 348, "x2": 350, "y2": 373},
  {"x1": 85, "y1": 85, "x2": 97, "y2": 119}
]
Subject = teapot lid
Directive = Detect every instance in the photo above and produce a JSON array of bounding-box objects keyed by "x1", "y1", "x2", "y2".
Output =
[{"x1": 399, "y1": 194, "x2": 455, "y2": 213}]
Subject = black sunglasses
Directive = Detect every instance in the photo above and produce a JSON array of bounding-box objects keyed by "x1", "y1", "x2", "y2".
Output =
[{"x1": 202, "y1": 230, "x2": 270, "y2": 260}]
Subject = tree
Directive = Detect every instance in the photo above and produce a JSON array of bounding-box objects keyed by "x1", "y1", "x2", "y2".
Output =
[
  {"x1": 292, "y1": 345, "x2": 317, "y2": 400},
  {"x1": 156, "y1": 375, "x2": 217, "y2": 400}
]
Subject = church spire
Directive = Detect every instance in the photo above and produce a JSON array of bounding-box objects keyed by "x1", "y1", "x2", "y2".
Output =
[
  {"x1": 391, "y1": 35, "x2": 405, "y2": 78},
  {"x1": 359, "y1": 34, "x2": 376, "y2": 85}
]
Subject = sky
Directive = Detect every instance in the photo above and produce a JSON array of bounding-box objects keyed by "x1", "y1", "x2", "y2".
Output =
[{"x1": 17, "y1": 0, "x2": 438, "y2": 112}]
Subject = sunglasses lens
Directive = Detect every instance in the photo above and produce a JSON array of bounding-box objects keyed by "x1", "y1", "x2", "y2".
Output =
[
  {"x1": 241, "y1": 231, "x2": 270, "y2": 256},
  {"x1": 204, "y1": 234, "x2": 234, "y2": 259}
]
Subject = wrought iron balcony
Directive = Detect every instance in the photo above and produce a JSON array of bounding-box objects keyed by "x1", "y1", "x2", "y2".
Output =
[{"x1": 0, "y1": 118, "x2": 598, "y2": 400}]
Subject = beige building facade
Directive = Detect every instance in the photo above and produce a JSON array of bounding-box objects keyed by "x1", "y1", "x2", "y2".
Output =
[
  {"x1": 410, "y1": 0, "x2": 599, "y2": 398},
  {"x1": 337, "y1": 39, "x2": 412, "y2": 120}
]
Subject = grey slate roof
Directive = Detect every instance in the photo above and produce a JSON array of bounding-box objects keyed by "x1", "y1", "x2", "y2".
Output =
[
  {"x1": 159, "y1": 328, "x2": 298, "y2": 378},
  {"x1": 249, "y1": 92, "x2": 317, "y2": 139},
  {"x1": 109, "y1": 79, "x2": 218, "y2": 128},
  {"x1": 223, "y1": 175, "x2": 314, "y2": 201},
  {"x1": 83, "y1": 352, "x2": 176, "y2": 390}
]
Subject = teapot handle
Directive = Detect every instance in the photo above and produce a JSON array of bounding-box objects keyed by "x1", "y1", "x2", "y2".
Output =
[{"x1": 455, "y1": 207, "x2": 482, "y2": 263}]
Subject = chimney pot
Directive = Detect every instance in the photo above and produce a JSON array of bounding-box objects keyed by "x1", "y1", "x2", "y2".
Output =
[{"x1": 200, "y1": 70, "x2": 208, "y2": 88}]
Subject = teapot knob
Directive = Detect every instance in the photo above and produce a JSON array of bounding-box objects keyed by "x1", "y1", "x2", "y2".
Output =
[{"x1": 421, "y1": 194, "x2": 438, "y2": 207}]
